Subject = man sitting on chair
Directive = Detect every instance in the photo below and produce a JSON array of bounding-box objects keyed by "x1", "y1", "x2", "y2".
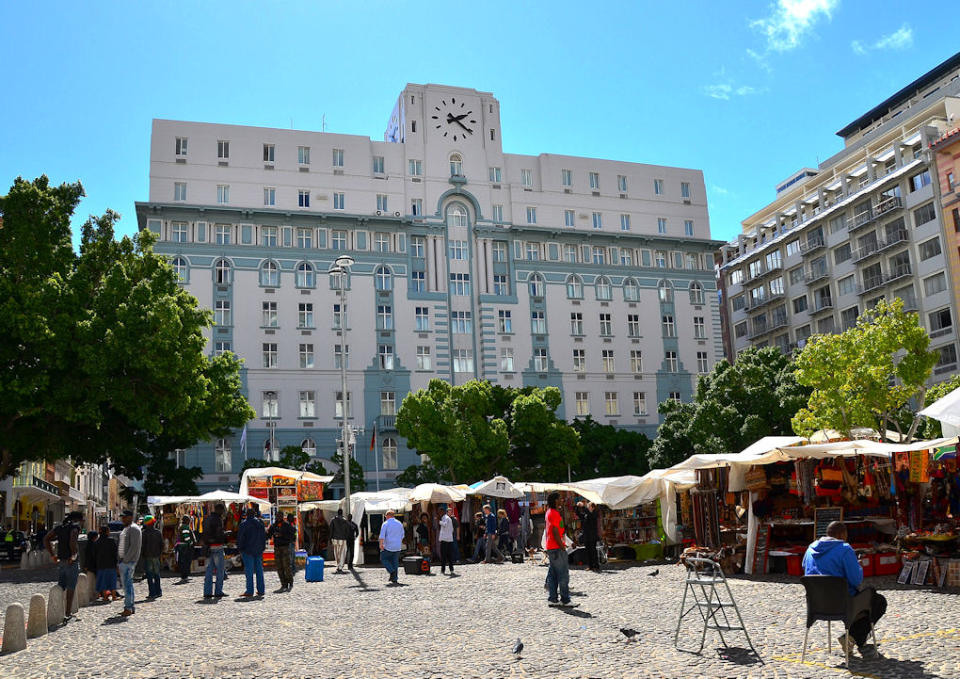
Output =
[{"x1": 802, "y1": 521, "x2": 885, "y2": 659}]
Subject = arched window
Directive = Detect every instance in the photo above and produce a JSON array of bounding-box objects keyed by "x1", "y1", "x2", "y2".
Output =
[
  {"x1": 260, "y1": 260, "x2": 279, "y2": 287},
  {"x1": 595, "y1": 276, "x2": 612, "y2": 301},
  {"x1": 382, "y1": 437, "x2": 398, "y2": 470},
  {"x1": 374, "y1": 265, "x2": 393, "y2": 291},
  {"x1": 301, "y1": 438, "x2": 316, "y2": 458},
  {"x1": 448, "y1": 205, "x2": 468, "y2": 228},
  {"x1": 171, "y1": 256, "x2": 188, "y2": 281},
  {"x1": 449, "y1": 153, "x2": 463, "y2": 177},
  {"x1": 689, "y1": 281, "x2": 705, "y2": 305},
  {"x1": 566, "y1": 274, "x2": 583, "y2": 299},
  {"x1": 214, "y1": 258, "x2": 231, "y2": 284},
  {"x1": 658, "y1": 280, "x2": 674, "y2": 303},
  {"x1": 528, "y1": 273, "x2": 545, "y2": 298},
  {"x1": 623, "y1": 277, "x2": 640, "y2": 302},
  {"x1": 215, "y1": 438, "x2": 232, "y2": 472},
  {"x1": 296, "y1": 262, "x2": 315, "y2": 288}
]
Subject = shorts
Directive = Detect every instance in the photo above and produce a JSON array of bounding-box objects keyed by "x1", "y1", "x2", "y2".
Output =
[{"x1": 58, "y1": 561, "x2": 80, "y2": 591}]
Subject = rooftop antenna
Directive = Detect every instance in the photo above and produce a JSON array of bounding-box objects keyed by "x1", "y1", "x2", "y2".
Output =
[{"x1": 322, "y1": 114, "x2": 327, "y2": 133}]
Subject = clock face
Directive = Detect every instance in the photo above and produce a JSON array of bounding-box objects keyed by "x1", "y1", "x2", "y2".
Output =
[{"x1": 431, "y1": 97, "x2": 476, "y2": 142}]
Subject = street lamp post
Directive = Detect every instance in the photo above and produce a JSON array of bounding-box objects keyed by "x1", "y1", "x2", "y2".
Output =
[{"x1": 329, "y1": 256, "x2": 355, "y2": 515}]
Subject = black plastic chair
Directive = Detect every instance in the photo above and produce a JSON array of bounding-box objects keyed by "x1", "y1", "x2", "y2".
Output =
[{"x1": 801, "y1": 576, "x2": 878, "y2": 666}]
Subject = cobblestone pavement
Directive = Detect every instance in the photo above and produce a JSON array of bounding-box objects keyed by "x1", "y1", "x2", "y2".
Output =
[{"x1": 1, "y1": 559, "x2": 958, "y2": 678}]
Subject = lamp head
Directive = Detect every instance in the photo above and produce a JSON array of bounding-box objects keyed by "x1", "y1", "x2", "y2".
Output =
[{"x1": 334, "y1": 255, "x2": 355, "y2": 269}]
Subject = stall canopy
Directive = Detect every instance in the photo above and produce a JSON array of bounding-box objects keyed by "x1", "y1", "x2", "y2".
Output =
[
  {"x1": 468, "y1": 476, "x2": 524, "y2": 498},
  {"x1": 298, "y1": 500, "x2": 342, "y2": 512},
  {"x1": 408, "y1": 483, "x2": 466, "y2": 504},
  {"x1": 562, "y1": 475, "x2": 649, "y2": 510},
  {"x1": 238, "y1": 467, "x2": 333, "y2": 496},
  {"x1": 919, "y1": 386, "x2": 960, "y2": 437},
  {"x1": 146, "y1": 492, "x2": 271, "y2": 508},
  {"x1": 515, "y1": 482, "x2": 567, "y2": 494},
  {"x1": 778, "y1": 436, "x2": 960, "y2": 460},
  {"x1": 667, "y1": 436, "x2": 806, "y2": 473}
]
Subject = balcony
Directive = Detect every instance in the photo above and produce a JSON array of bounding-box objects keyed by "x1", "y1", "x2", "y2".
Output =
[
  {"x1": 850, "y1": 208, "x2": 876, "y2": 233},
  {"x1": 12, "y1": 474, "x2": 62, "y2": 502},
  {"x1": 812, "y1": 297, "x2": 834, "y2": 313},
  {"x1": 877, "y1": 228, "x2": 909, "y2": 254},
  {"x1": 885, "y1": 264, "x2": 912, "y2": 285},
  {"x1": 748, "y1": 322, "x2": 770, "y2": 340},
  {"x1": 852, "y1": 241, "x2": 880, "y2": 264},
  {"x1": 849, "y1": 196, "x2": 903, "y2": 234},
  {"x1": 875, "y1": 195, "x2": 903, "y2": 217},
  {"x1": 376, "y1": 415, "x2": 397, "y2": 431},
  {"x1": 799, "y1": 236, "x2": 826, "y2": 256},
  {"x1": 858, "y1": 274, "x2": 886, "y2": 295},
  {"x1": 804, "y1": 267, "x2": 830, "y2": 284}
]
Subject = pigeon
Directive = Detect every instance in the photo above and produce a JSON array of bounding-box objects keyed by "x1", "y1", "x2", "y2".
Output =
[
  {"x1": 620, "y1": 628, "x2": 640, "y2": 641},
  {"x1": 648, "y1": 569, "x2": 660, "y2": 577},
  {"x1": 512, "y1": 637, "x2": 524, "y2": 657}
]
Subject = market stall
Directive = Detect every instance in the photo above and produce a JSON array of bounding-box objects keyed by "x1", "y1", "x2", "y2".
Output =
[{"x1": 346, "y1": 488, "x2": 413, "y2": 565}]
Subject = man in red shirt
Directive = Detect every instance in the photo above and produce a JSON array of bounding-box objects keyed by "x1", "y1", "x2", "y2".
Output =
[{"x1": 544, "y1": 492, "x2": 574, "y2": 607}]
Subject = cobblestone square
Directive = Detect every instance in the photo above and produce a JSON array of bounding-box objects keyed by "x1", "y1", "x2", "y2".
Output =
[{"x1": 1, "y1": 560, "x2": 958, "y2": 678}]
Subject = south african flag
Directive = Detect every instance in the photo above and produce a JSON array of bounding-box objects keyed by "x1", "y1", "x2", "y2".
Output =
[{"x1": 933, "y1": 445, "x2": 957, "y2": 460}]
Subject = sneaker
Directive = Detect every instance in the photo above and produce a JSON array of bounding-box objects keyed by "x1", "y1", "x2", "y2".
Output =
[
  {"x1": 837, "y1": 634, "x2": 853, "y2": 656},
  {"x1": 203, "y1": 594, "x2": 214, "y2": 599},
  {"x1": 859, "y1": 644, "x2": 879, "y2": 660},
  {"x1": 547, "y1": 599, "x2": 561, "y2": 606},
  {"x1": 559, "y1": 601, "x2": 579, "y2": 608}
]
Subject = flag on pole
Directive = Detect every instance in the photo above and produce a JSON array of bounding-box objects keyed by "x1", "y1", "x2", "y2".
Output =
[
  {"x1": 370, "y1": 420, "x2": 377, "y2": 452},
  {"x1": 240, "y1": 424, "x2": 248, "y2": 459}
]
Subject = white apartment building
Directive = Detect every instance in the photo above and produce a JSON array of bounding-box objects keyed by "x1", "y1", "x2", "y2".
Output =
[
  {"x1": 136, "y1": 84, "x2": 722, "y2": 492},
  {"x1": 719, "y1": 52, "x2": 960, "y2": 382}
]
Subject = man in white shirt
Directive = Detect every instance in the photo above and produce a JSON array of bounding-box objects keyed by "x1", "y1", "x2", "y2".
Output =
[
  {"x1": 438, "y1": 507, "x2": 457, "y2": 576},
  {"x1": 378, "y1": 509, "x2": 405, "y2": 585}
]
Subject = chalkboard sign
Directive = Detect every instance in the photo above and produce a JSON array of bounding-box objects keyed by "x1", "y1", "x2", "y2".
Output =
[
  {"x1": 814, "y1": 507, "x2": 844, "y2": 539},
  {"x1": 752, "y1": 524, "x2": 771, "y2": 574}
]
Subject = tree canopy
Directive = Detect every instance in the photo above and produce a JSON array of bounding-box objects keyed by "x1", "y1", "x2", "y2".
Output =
[
  {"x1": 0, "y1": 176, "x2": 255, "y2": 481},
  {"x1": 570, "y1": 416, "x2": 652, "y2": 479},
  {"x1": 792, "y1": 298, "x2": 938, "y2": 441}
]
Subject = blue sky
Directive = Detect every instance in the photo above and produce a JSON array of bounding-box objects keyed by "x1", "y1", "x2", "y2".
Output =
[{"x1": 1, "y1": 1, "x2": 957, "y2": 246}]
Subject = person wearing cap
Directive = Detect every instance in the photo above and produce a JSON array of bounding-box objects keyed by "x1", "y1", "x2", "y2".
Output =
[
  {"x1": 118, "y1": 509, "x2": 142, "y2": 616},
  {"x1": 44, "y1": 510, "x2": 83, "y2": 620},
  {"x1": 141, "y1": 514, "x2": 164, "y2": 599},
  {"x1": 237, "y1": 507, "x2": 267, "y2": 598},
  {"x1": 378, "y1": 509, "x2": 405, "y2": 585},
  {"x1": 202, "y1": 503, "x2": 228, "y2": 599},
  {"x1": 175, "y1": 516, "x2": 197, "y2": 581}
]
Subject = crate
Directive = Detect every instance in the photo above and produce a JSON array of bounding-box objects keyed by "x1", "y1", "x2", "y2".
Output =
[
  {"x1": 786, "y1": 554, "x2": 803, "y2": 576},
  {"x1": 402, "y1": 556, "x2": 429, "y2": 575},
  {"x1": 873, "y1": 552, "x2": 900, "y2": 576},
  {"x1": 946, "y1": 559, "x2": 960, "y2": 588},
  {"x1": 859, "y1": 553, "x2": 875, "y2": 578}
]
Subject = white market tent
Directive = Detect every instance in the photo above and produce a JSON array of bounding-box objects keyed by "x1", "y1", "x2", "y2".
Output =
[
  {"x1": 298, "y1": 500, "x2": 342, "y2": 512},
  {"x1": 467, "y1": 476, "x2": 524, "y2": 499},
  {"x1": 919, "y1": 386, "x2": 960, "y2": 436},
  {"x1": 345, "y1": 488, "x2": 413, "y2": 566},
  {"x1": 146, "y1": 492, "x2": 272, "y2": 509},
  {"x1": 238, "y1": 467, "x2": 333, "y2": 496},
  {"x1": 515, "y1": 482, "x2": 567, "y2": 494},
  {"x1": 408, "y1": 483, "x2": 466, "y2": 504},
  {"x1": 561, "y1": 475, "x2": 650, "y2": 510}
]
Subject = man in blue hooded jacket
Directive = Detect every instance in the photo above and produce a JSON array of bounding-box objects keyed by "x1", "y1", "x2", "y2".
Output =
[
  {"x1": 802, "y1": 521, "x2": 886, "y2": 658},
  {"x1": 237, "y1": 507, "x2": 267, "y2": 598}
]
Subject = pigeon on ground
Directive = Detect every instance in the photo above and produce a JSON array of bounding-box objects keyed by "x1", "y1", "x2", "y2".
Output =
[
  {"x1": 620, "y1": 628, "x2": 640, "y2": 641},
  {"x1": 513, "y1": 638, "x2": 524, "y2": 657},
  {"x1": 648, "y1": 569, "x2": 659, "y2": 576}
]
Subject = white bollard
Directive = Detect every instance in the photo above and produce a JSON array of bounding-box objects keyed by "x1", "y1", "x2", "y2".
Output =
[
  {"x1": 1, "y1": 603, "x2": 27, "y2": 654},
  {"x1": 27, "y1": 594, "x2": 46, "y2": 639},
  {"x1": 76, "y1": 573, "x2": 89, "y2": 607},
  {"x1": 46, "y1": 585, "x2": 64, "y2": 628}
]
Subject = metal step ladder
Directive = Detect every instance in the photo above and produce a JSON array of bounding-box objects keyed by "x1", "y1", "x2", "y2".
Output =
[{"x1": 673, "y1": 555, "x2": 761, "y2": 660}]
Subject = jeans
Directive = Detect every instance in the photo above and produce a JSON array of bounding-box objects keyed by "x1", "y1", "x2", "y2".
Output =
[
  {"x1": 144, "y1": 557, "x2": 162, "y2": 597},
  {"x1": 275, "y1": 544, "x2": 293, "y2": 587},
  {"x1": 204, "y1": 547, "x2": 225, "y2": 596},
  {"x1": 472, "y1": 537, "x2": 486, "y2": 562},
  {"x1": 440, "y1": 540, "x2": 455, "y2": 572},
  {"x1": 119, "y1": 562, "x2": 136, "y2": 611},
  {"x1": 545, "y1": 548, "x2": 570, "y2": 603},
  {"x1": 176, "y1": 544, "x2": 192, "y2": 579},
  {"x1": 380, "y1": 549, "x2": 400, "y2": 581},
  {"x1": 849, "y1": 589, "x2": 887, "y2": 647},
  {"x1": 242, "y1": 552, "x2": 265, "y2": 595}
]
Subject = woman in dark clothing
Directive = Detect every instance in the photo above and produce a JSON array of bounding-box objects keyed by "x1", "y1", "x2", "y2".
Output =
[
  {"x1": 94, "y1": 524, "x2": 119, "y2": 601},
  {"x1": 84, "y1": 530, "x2": 99, "y2": 575},
  {"x1": 416, "y1": 513, "x2": 430, "y2": 556},
  {"x1": 497, "y1": 509, "x2": 512, "y2": 553}
]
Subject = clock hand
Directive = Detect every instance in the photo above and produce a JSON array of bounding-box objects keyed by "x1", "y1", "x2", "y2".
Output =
[{"x1": 453, "y1": 119, "x2": 471, "y2": 132}]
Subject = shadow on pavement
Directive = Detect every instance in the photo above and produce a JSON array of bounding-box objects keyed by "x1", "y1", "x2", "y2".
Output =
[
  {"x1": 560, "y1": 607, "x2": 593, "y2": 618},
  {"x1": 101, "y1": 616, "x2": 128, "y2": 625},
  {"x1": 715, "y1": 646, "x2": 763, "y2": 666},
  {"x1": 347, "y1": 569, "x2": 380, "y2": 592}
]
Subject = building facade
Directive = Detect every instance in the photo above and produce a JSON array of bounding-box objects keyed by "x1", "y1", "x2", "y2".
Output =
[
  {"x1": 931, "y1": 128, "x2": 960, "y2": 305},
  {"x1": 719, "y1": 52, "x2": 960, "y2": 381},
  {"x1": 136, "y1": 84, "x2": 722, "y2": 492}
]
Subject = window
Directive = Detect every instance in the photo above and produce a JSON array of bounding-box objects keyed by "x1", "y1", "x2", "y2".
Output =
[
  {"x1": 566, "y1": 275, "x2": 583, "y2": 299},
  {"x1": 411, "y1": 198, "x2": 423, "y2": 216},
  {"x1": 528, "y1": 274, "x2": 544, "y2": 297},
  {"x1": 575, "y1": 392, "x2": 590, "y2": 416},
  {"x1": 684, "y1": 220, "x2": 694, "y2": 236},
  {"x1": 260, "y1": 391, "x2": 279, "y2": 419},
  {"x1": 630, "y1": 350, "x2": 643, "y2": 374},
  {"x1": 531, "y1": 311, "x2": 546, "y2": 334},
  {"x1": 298, "y1": 302, "x2": 314, "y2": 328},
  {"x1": 618, "y1": 175, "x2": 628, "y2": 192},
  {"x1": 657, "y1": 217, "x2": 667, "y2": 234},
  {"x1": 498, "y1": 310, "x2": 513, "y2": 333},
  {"x1": 216, "y1": 184, "x2": 229, "y2": 204},
  {"x1": 665, "y1": 351, "x2": 678, "y2": 372},
  {"x1": 294, "y1": 228, "x2": 312, "y2": 249},
  {"x1": 624, "y1": 278, "x2": 640, "y2": 301},
  {"x1": 769, "y1": 276, "x2": 784, "y2": 297},
  {"x1": 262, "y1": 301, "x2": 278, "y2": 327},
  {"x1": 841, "y1": 306, "x2": 860, "y2": 330},
  {"x1": 920, "y1": 237, "x2": 942, "y2": 261},
  {"x1": 567, "y1": 312, "x2": 583, "y2": 335},
  {"x1": 592, "y1": 247, "x2": 606, "y2": 265},
  {"x1": 697, "y1": 351, "x2": 708, "y2": 374},
  {"x1": 633, "y1": 392, "x2": 647, "y2": 416},
  {"x1": 416, "y1": 346, "x2": 431, "y2": 370},
  {"x1": 490, "y1": 166, "x2": 503, "y2": 183},
  {"x1": 450, "y1": 272, "x2": 471, "y2": 296},
  {"x1": 378, "y1": 345, "x2": 395, "y2": 370},
  {"x1": 334, "y1": 344, "x2": 349, "y2": 369},
  {"x1": 572, "y1": 349, "x2": 586, "y2": 372},
  {"x1": 260, "y1": 261, "x2": 279, "y2": 287},
  {"x1": 415, "y1": 307, "x2": 430, "y2": 331},
  {"x1": 829, "y1": 214, "x2": 847, "y2": 234},
  {"x1": 215, "y1": 439, "x2": 231, "y2": 472},
  {"x1": 616, "y1": 213, "x2": 632, "y2": 232},
  {"x1": 215, "y1": 259, "x2": 230, "y2": 284},
  {"x1": 596, "y1": 276, "x2": 612, "y2": 300},
  {"x1": 214, "y1": 299, "x2": 230, "y2": 326},
  {"x1": 382, "y1": 438, "x2": 398, "y2": 470},
  {"x1": 913, "y1": 203, "x2": 937, "y2": 227},
  {"x1": 669, "y1": 392, "x2": 682, "y2": 403},
  {"x1": 374, "y1": 265, "x2": 392, "y2": 290},
  {"x1": 658, "y1": 280, "x2": 673, "y2": 302},
  {"x1": 261, "y1": 226, "x2": 278, "y2": 247},
  {"x1": 333, "y1": 303, "x2": 347, "y2": 329},
  {"x1": 453, "y1": 349, "x2": 474, "y2": 373},
  {"x1": 930, "y1": 308, "x2": 953, "y2": 335},
  {"x1": 452, "y1": 311, "x2": 473, "y2": 334},
  {"x1": 534, "y1": 348, "x2": 548, "y2": 372},
  {"x1": 173, "y1": 182, "x2": 187, "y2": 201},
  {"x1": 487, "y1": 242, "x2": 506, "y2": 264},
  {"x1": 492, "y1": 204, "x2": 504, "y2": 222},
  {"x1": 376, "y1": 195, "x2": 389, "y2": 213},
  {"x1": 373, "y1": 155, "x2": 384, "y2": 174},
  {"x1": 681, "y1": 182, "x2": 690, "y2": 198},
  {"x1": 602, "y1": 350, "x2": 615, "y2": 373},
  {"x1": 654, "y1": 178, "x2": 664, "y2": 195},
  {"x1": 211, "y1": 224, "x2": 229, "y2": 245},
  {"x1": 925, "y1": 272, "x2": 947, "y2": 296},
  {"x1": 262, "y1": 343, "x2": 278, "y2": 368},
  {"x1": 592, "y1": 212, "x2": 603, "y2": 229},
  {"x1": 622, "y1": 249, "x2": 634, "y2": 266},
  {"x1": 332, "y1": 230, "x2": 347, "y2": 250},
  {"x1": 170, "y1": 256, "x2": 188, "y2": 282},
  {"x1": 833, "y1": 243, "x2": 851, "y2": 264},
  {"x1": 729, "y1": 269, "x2": 743, "y2": 286},
  {"x1": 662, "y1": 314, "x2": 675, "y2": 337},
  {"x1": 526, "y1": 207, "x2": 537, "y2": 224},
  {"x1": 449, "y1": 153, "x2": 463, "y2": 176},
  {"x1": 785, "y1": 240, "x2": 801, "y2": 257},
  {"x1": 500, "y1": 348, "x2": 514, "y2": 372},
  {"x1": 333, "y1": 192, "x2": 345, "y2": 210},
  {"x1": 693, "y1": 316, "x2": 705, "y2": 338},
  {"x1": 448, "y1": 207, "x2": 467, "y2": 229},
  {"x1": 732, "y1": 295, "x2": 745, "y2": 311},
  {"x1": 335, "y1": 391, "x2": 351, "y2": 419},
  {"x1": 408, "y1": 159, "x2": 422, "y2": 176},
  {"x1": 493, "y1": 274, "x2": 508, "y2": 295},
  {"x1": 689, "y1": 282, "x2": 704, "y2": 305},
  {"x1": 331, "y1": 148, "x2": 343, "y2": 167},
  {"x1": 562, "y1": 209, "x2": 576, "y2": 227},
  {"x1": 788, "y1": 266, "x2": 803, "y2": 285},
  {"x1": 449, "y1": 240, "x2": 468, "y2": 260},
  {"x1": 214, "y1": 341, "x2": 231, "y2": 356},
  {"x1": 377, "y1": 305, "x2": 393, "y2": 330},
  {"x1": 299, "y1": 343, "x2": 314, "y2": 369},
  {"x1": 735, "y1": 321, "x2": 747, "y2": 338},
  {"x1": 627, "y1": 314, "x2": 641, "y2": 337},
  {"x1": 599, "y1": 313, "x2": 612, "y2": 335},
  {"x1": 411, "y1": 237, "x2": 425, "y2": 258},
  {"x1": 521, "y1": 169, "x2": 532, "y2": 187},
  {"x1": 560, "y1": 168, "x2": 572, "y2": 186},
  {"x1": 217, "y1": 140, "x2": 229, "y2": 159},
  {"x1": 171, "y1": 222, "x2": 188, "y2": 243},
  {"x1": 793, "y1": 295, "x2": 808, "y2": 314},
  {"x1": 604, "y1": 392, "x2": 619, "y2": 415},
  {"x1": 565, "y1": 244, "x2": 578, "y2": 263},
  {"x1": 910, "y1": 169, "x2": 931, "y2": 192},
  {"x1": 263, "y1": 187, "x2": 276, "y2": 206},
  {"x1": 937, "y1": 344, "x2": 958, "y2": 369},
  {"x1": 175, "y1": 137, "x2": 188, "y2": 156},
  {"x1": 296, "y1": 262, "x2": 315, "y2": 288},
  {"x1": 298, "y1": 391, "x2": 316, "y2": 418},
  {"x1": 655, "y1": 251, "x2": 667, "y2": 268},
  {"x1": 836, "y1": 275, "x2": 855, "y2": 297}
]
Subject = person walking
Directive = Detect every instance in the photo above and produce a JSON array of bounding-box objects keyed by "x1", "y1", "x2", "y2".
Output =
[
  {"x1": 378, "y1": 509, "x2": 405, "y2": 585},
  {"x1": 141, "y1": 515, "x2": 163, "y2": 599},
  {"x1": 575, "y1": 501, "x2": 601, "y2": 572},
  {"x1": 202, "y1": 503, "x2": 228, "y2": 599},
  {"x1": 175, "y1": 516, "x2": 196, "y2": 581},
  {"x1": 470, "y1": 512, "x2": 486, "y2": 563},
  {"x1": 237, "y1": 507, "x2": 266, "y2": 598},
  {"x1": 268, "y1": 513, "x2": 296, "y2": 592},
  {"x1": 117, "y1": 509, "x2": 142, "y2": 616},
  {"x1": 544, "y1": 492, "x2": 574, "y2": 607},
  {"x1": 44, "y1": 510, "x2": 82, "y2": 620},
  {"x1": 346, "y1": 513, "x2": 359, "y2": 569},
  {"x1": 482, "y1": 505, "x2": 503, "y2": 564},
  {"x1": 497, "y1": 508, "x2": 512, "y2": 555},
  {"x1": 329, "y1": 509, "x2": 351, "y2": 573},
  {"x1": 438, "y1": 507, "x2": 456, "y2": 575},
  {"x1": 93, "y1": 524, "x2": 118, "y2": 601}
]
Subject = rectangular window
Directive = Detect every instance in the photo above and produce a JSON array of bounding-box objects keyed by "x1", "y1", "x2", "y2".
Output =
[
  {"x1": 697, "y1": 351, "x2": 708, "y2": 374},
  {"x1": 526, "y1": 207, "x2": 537, "y2": 224},
  {"x1": 379, "y1": 391, "x2": 396, "y2": 416},
  {"x1": 333, "y1": 192, "x2": 345, "y2": 210},
  {"x1": 924, "y1": 272, "x2": 947, "y2": 296},
  {"x1": 214, "y1": 300, "x2": 231, "y2": 326},
  {"x1": 920, "y1": 237, "x2": 942, "y2": 260},
  {"x1": 618, "y1": 175, "x2": 628, "y2": 192},
  {"x1": 561, "y1": 209, "x2": 574, "y2": 227},
  {"x1": 570, "y1": 312, "x2": 583, "y2": 335},
  {"x1": 451, "y1": 311, "x2": 472, "y2": 334},
  {"x1": 930, "y1": 308, "x2": 953, "y2": 334},
  {"x1": 910, "y1": 169, "x2": 932, "y2": 192},
  {"x1": 335, "y1": 391, "x2": 351, "y2": 419},
  {"x1": 294, "y1": 189, "x2": 309, "y2": 208},
  {"x1": 408, "y1": 159, "x2": 422, "y2": 176},
  {"x1": 416, "y1": 346, "x2": 431, "y2": 370},
  {"x1": 592, "y1": 212, "x2": 603, "y2": 229},
  {"x1": 262, "y1": 226, "x2": 278, "y2": 247},
  {"x1": 500, "y1": 348, "x2": 514, "y2": 372},
  {"x1": 489, "y1": 166, "x2": 503, "y2": 183},
  {"x1": 602, "y1": 349, "x2": 615, "y2": 373},
  {"x1": 621, "y1": 249, "x2": 634, "y2": 266},
  {"x1": 378, "y1": 345, "x2": 395, "y2": 370},
  {"x1": 411, "y1": 198, "x2": 423, "y2": 216},
  {"x1": 593, "y1": 247, "x2": 606, "y2": 265},
  {"x1": 599, "y1": 313, "x2": 612, "y2": 336},
  {"x1": 332, "y1": 303, "x2": 347, "y2": 329},
  {"x1": 837, "y1": 275, "x2": 855, "y2": 296},
  {"x1": 793, "y1": 295, "x2": 808, "y2": 314},
  {"x1": 657, "y1": 217, "x2": 667, "y2": 234},
  {"x1": 331, "y1": 148, "x2": 343, "y2": 167},
  {"x1": 299, "y1": 391, "x2": 316, "y2": 418},
  {"x1": 633, "y1": 392, "x2": 647, "y2": 416},
  {"x1": 449, "y1": 273, "x2": 471, "y2": 295},
  {"x1": 498, "y1": 310, "x2": 512, "y2": 333},
  {"x1": 414, "y1": 306, "x2": 430, "y2": 331},
  {"x1": 493, "y1": 274, "x2": 508, "y2": 295},
  {"x1": 332, "y1": 230, "x2": 347, "y2": 250},
  {"x1": 684, "y1": 220, "x2": 694, "y2": 236},
  {"x1": 214, "y1": 341, "x2": 231, "y2": 356},
  {"x1": 299, "y1": 343, "x2": 314, "y2": 369},
  {"x1": 334, "y1": 344, "x2": 349, "y2": 369},
  {"x1": 376, "y1": 194, "x2": 388, "y2": 212},
  {"x1": 372, "y1": 155, "x2": 384, "y2": 174},
  {"x1": 262, "y1": 343, "x2": 278, "y2": 368},
  {"x1": 410, "y1": 270, "x2": 425, "y2": 292},
  {"x1": 662, "y1": 314, "x2": 675, "y2": 337},
  {"x1": 490, "y1": 241, "x2": 507, "y2": 262},
  {"x1": 492, "y1": 204, "x2": 504, "y2": 222},
  {"x1": 655, "y1": 250, "x2": 667, "y2": 268},
  {"x1": 260, "y1": 143, "x2": 274, "y2": 162},
  {"x1": 263, "y1": 187, "x2": 276, "y2": 206},
  {"x1": 833, "y1": 243, "x2": 851, "y2": 264},
  {"x1": 575, "y1": 392, "x2": 589, "y2": 416},
  {"x1": 262, "y1": 301, "x2": 278, "y2": 328},
  {"x1": 452, "y1": 349, "x2": 474, "y2": 373},
  {"x1": 681, "y1": 182, "x2": 690, "y2": 198},
  {"x1": 534, "y1": 348, "x2": 548, "y2": 372},
  {"x1": 730, "y1": 269, "x2": 743, "y2": 286},
  {"x1": 561, "y1": 169, "x2": 572, "y2": 186},
  {"x1": 449, "y1": 240, "x2": 468, "y2": 260},
  {"x1": 175, "y1": 137, "x2": 188, "y2": 156},
  {"x1": 573, "y1": 349, "x2": 586, "y2": 372},
  {"x1": 521, "y1": 169, "x2": 532, "y2": 187},
  {"x1": 604, "y1": 392, "x2": 619, "y2": 416},
  {"x1": 374, "y1": 232, "x2": 390, "y2": 253},
  {"x1": 654, "y1": 178, "x2": 664, "y2": 195},
  {"x1": 627, "y1": 314, "x2": 641, "y2": 337},
  {"x1": 914, "y1": 202, "x2": 937, "y2": 227},
  {"x1": 735, "y1": 321, "x2": 747, "y2": 338},
  {"x1": 841, "y1": 306, "x2": 860, "y2": 330},
  {"x1": 262, "y1": 391, "x2": 279, "y2": 419},
  {"x1": 693, "y1": 316, "x2": 705, "y2": 338},
  {"x1": 526, "y1": 242, "x2": 540, "y2": 261},
  {"x1": 669, "y1": 392, "x2": 682, "y2": 403},
  {"x1": 173, "y1": 182, "x2": 186, "y2": 201},
  {"x1": 786, "y1": 240, "x2": 800, "y2": 257},
  {"x1": 217, "y1": 140, "x2": 229, "y2": 159},
  {"x1": 564, "y1": 244, "x2": 577, "y2": 263},
  {"x1": 732, "y1": 295, "x2": 745, "y2": 312},
  {"x1": 665, "y1": 350, "x2": 678, "y2": 372},
  {"x1": 411, "y1": 236, "x2": 425, "y2": 258},
  {"x1": 619, "y1": 213, "x2": 631, "y2": 231},
  {"x1": 297, "y1": 228, "x2": 312, "y2": 249},
  {"x1": 531, "y1": 311, "x2": 546, "y2": 334},
  {"x1": 377, "y1": 305, "x2": 393, "y2": 330},
  {"x1": 298, "y1": 302, "x2": 314, "y2": 328},
  {"x1": 216, "y1": 184, "x2": 229, "y2": 204},
  {"x1": 630, "y1": 350, "x2": 643, "y2": 374},
  {"x1": 171, "y1": 222, "x2": 188, "y2": 243},
  {"x1": 938, "y1": 344, "x2": 958, "y2": 368},
  {"x1": 788, "y1": 266, "x2": 803, "y2": 285},
  {"x1": 214, "y1": 224, "x2": 230, "y2": 245},
  {"x1": 829, "y1": 214, "x2": 847, "y2": 234}
]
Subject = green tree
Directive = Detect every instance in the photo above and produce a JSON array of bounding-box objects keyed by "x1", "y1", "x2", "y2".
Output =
[
  {"x1": 792, "y1": 298, "x2": 938, "y2": 441},
  {"x1": 648, "y1": 399, "x2": 698, "y2": 469},
  {"x1": 503, "y1": 386, "x2": 580, "y2": 480},
  {"x1": 0, "y1": 176, "x2": 254, "y2": 480},
  {"x1": 571, "y1": 416, "x2": 651, "y2": 479},
  {"x1": 238, "y1": 445, "x2": 312, "y2": 480},
  {"x1": 395, "y1": 460, "x2": 448, "y2": 487},
  {"x1": 142, "y1": 454, "x2": 203, "y2": 496}
]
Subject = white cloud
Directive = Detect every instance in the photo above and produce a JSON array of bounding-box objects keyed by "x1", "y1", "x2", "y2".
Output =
[
  {"x1": 851, "y1": 40, "x2": 866, "y2": 56},
  {"x1": 705, "y1": 83, "x2": 733, "y2": 100},
  {"x1": 751, "y1": 0, "x2": 839, "y2": 53},
  {"x1": 711, "y1": 185, "x2": 730, "y2": 196},
  {"x1": 703, "y1": 81, "x2": 766, "y2": 101},
  {"x1": 851, "y1": 23, "x2": 914, "y2": 55}
]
